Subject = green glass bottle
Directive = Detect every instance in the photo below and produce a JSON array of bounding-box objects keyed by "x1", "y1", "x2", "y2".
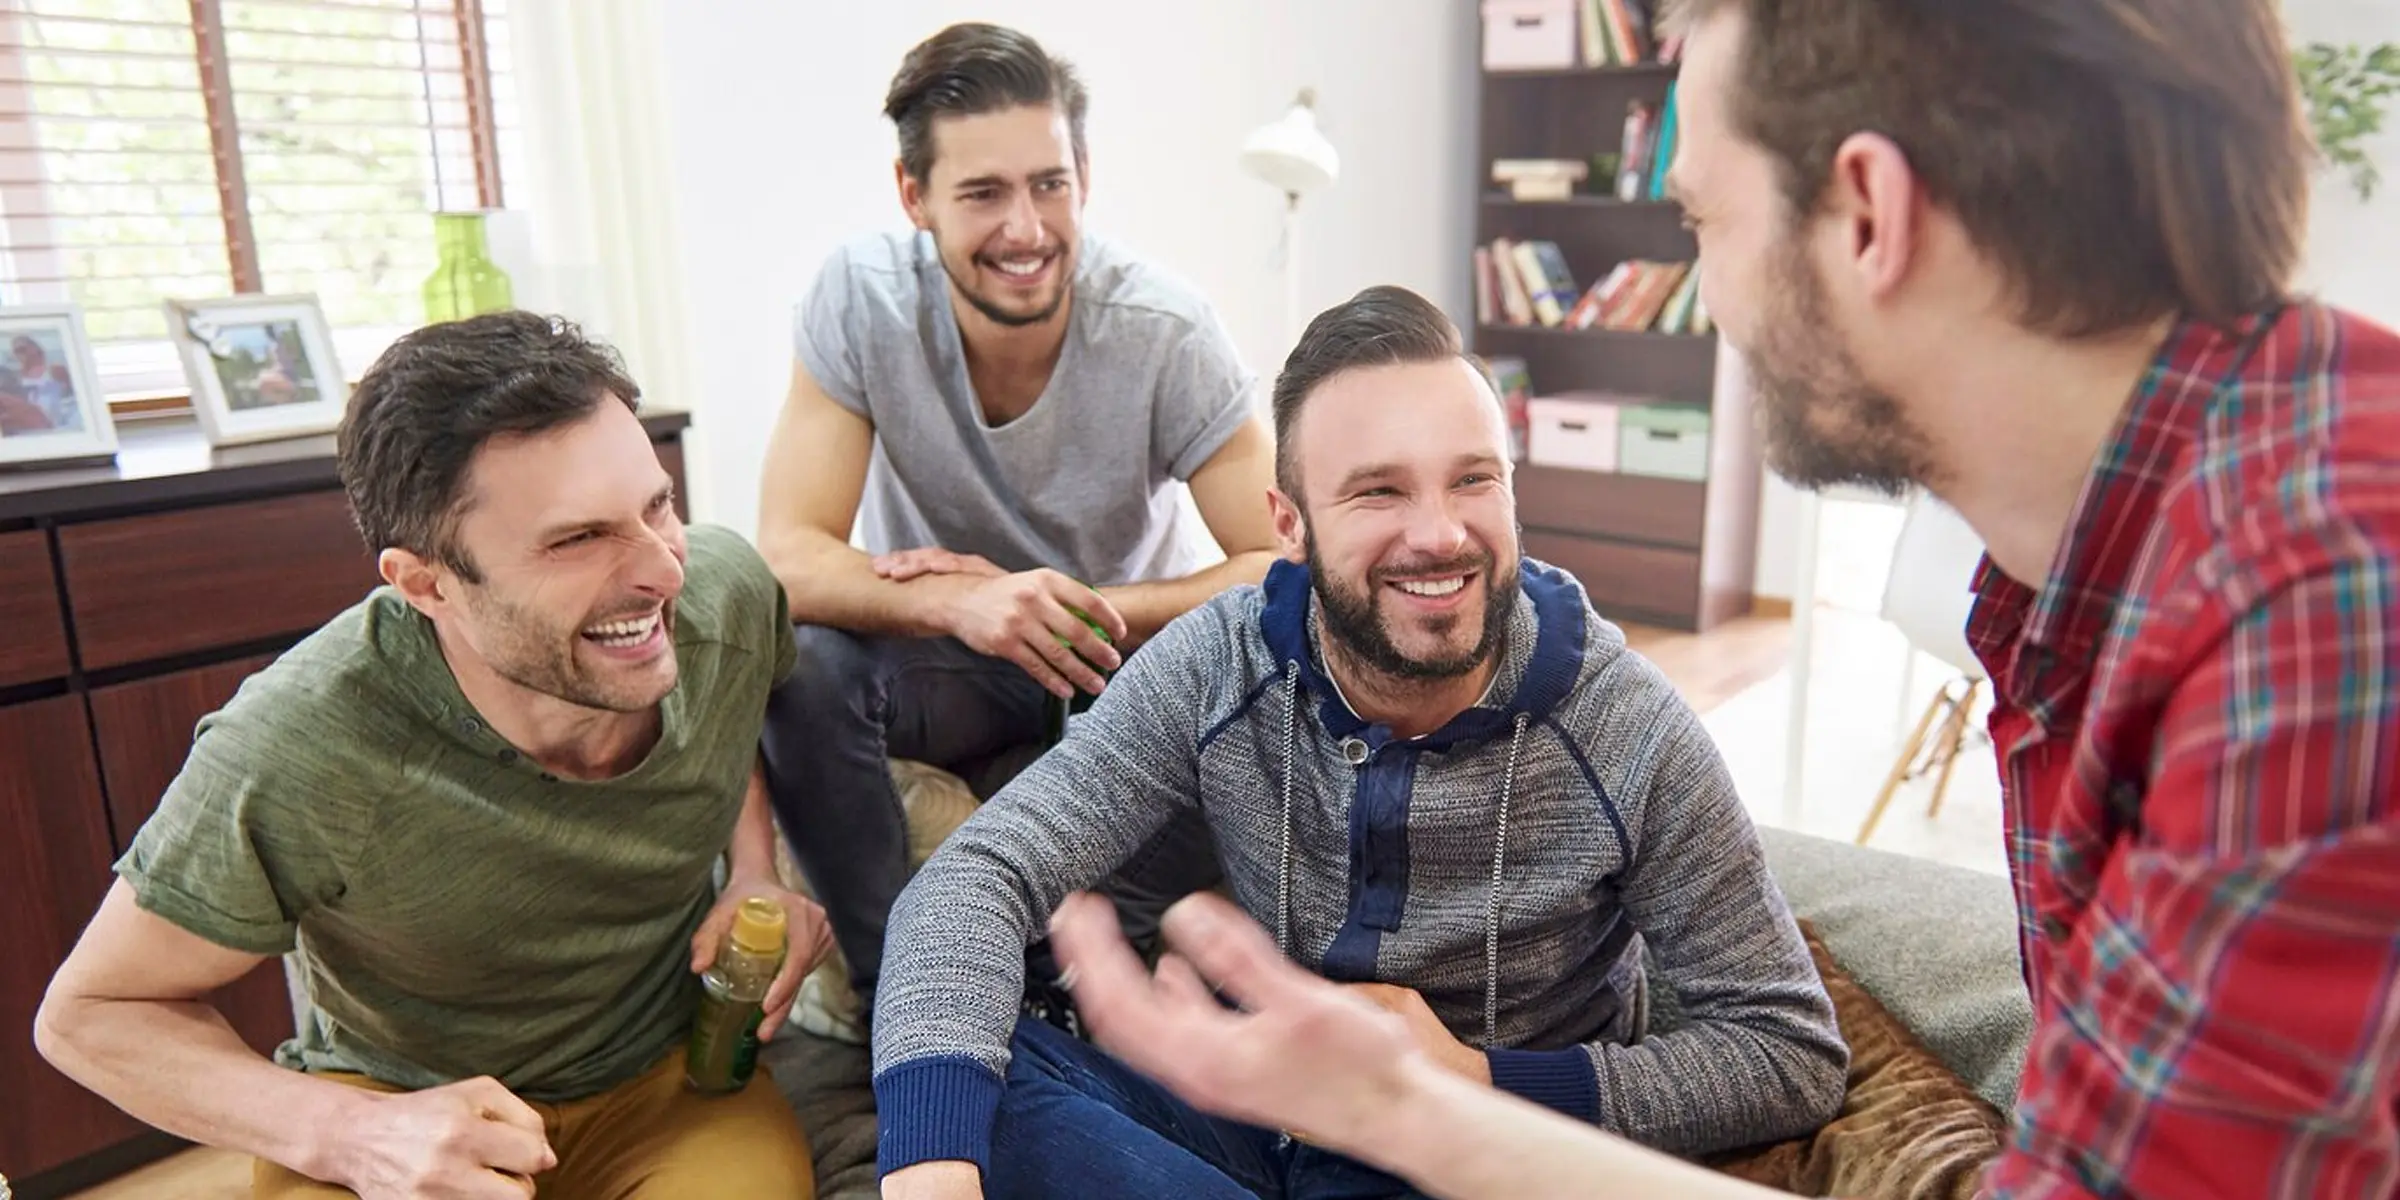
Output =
[
  {"x1": 1042, "y1": 604, "x2": 1116, "y2": 746},
  {"x1": 685, "y1": 896, "x2": 788, "y2": 1094},
  {"x1": 422, "y1": 211, "x2": 515, "y2": 324}
]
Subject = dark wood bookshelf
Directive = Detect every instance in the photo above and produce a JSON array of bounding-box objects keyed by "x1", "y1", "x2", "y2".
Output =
[
  {"x1": 1484, "y1": 62, "x2": 1678, "y2": 81},
  {"x1": 1474, "y1": 31, "x2": 1760, "y2": 633},
  {"x1": 1480, "y1": 193, "x2": 1680, "y2": 210}
]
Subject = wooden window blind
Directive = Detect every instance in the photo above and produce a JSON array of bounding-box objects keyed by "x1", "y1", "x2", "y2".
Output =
[{"x1": 0, "y1": 0, "x2": 516, "y2": 397}]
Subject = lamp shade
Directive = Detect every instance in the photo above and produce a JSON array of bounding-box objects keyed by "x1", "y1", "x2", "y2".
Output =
[{"x1": 1240, "y1": 88, "x2": 1340, "y2": 196}]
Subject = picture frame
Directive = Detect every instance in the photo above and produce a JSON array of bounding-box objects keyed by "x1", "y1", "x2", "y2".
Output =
[
  {"x1": 166, "y1": 293, "x2": 349, "y2": 447},
  {"x1": 0, "y1": 302, "x2": 118, "y2": 469}
]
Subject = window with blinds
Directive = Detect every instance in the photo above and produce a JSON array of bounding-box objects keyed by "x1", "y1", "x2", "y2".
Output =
[{"x1": 0, "y1": 0, "x2": 518, "y2": 399}]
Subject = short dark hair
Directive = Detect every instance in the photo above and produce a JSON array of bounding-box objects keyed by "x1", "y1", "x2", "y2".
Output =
[
  {"x1": 1272, "y1": 285, "x2": 1478, "y2": 497},
  {"x1": 883, "y1": 22, "x2": 1089, "y2": 184},
  {"x1": 337, "y1": 311, "x2": 640, "y2": 582},
  {"x1": 1662, "y1": 0, "x2": 2306, "y2": 335}
]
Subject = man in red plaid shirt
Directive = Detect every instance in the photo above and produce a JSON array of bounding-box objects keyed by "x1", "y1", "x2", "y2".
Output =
[{"x1": 1016, "y1": 0, "x2": 2400, "y2": 1197}]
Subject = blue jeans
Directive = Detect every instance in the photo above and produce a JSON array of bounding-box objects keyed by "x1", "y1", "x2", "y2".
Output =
[
  {"x1": 988, "y1": 1017, "x2": 1430, "y2": 1199},
  {"x1": 759, "y1": 626, "x2": 1223, "y2": 1006}
]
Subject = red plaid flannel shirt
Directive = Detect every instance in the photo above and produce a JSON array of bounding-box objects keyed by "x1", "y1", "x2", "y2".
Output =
[{"x1": 1969, "y1": 299, "x2": 2400, "y2": 1198}]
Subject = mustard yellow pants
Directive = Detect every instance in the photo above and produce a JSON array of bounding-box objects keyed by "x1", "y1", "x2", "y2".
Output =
[{"x1": 253, "y1": 1047, "x2": 815, "y2": 1199}]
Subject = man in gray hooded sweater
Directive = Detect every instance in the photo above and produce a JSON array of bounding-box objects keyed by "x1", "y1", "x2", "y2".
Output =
[{"x1": 873, "y1": 285, "x2": 1848, "y2": 1200}]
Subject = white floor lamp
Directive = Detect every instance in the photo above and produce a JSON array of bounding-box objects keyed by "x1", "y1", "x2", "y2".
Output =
[{"x1": 1240, "y1": 88, "x2": 1341, "y2": 349}]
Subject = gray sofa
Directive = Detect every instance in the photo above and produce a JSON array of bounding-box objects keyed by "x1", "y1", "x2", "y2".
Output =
[{"x1": 763, "y1": 823, "x2": 2036, "y2": 1198}]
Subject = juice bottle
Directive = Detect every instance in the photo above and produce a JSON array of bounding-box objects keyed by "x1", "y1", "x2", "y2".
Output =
[{"x1": 685, "y1": 896, "x2": 788, "y2": 1094}]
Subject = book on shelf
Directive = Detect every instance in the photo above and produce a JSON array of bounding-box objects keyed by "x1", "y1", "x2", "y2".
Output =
[
  {"x1": 1645, "y1": 80, "x2": 1678, "y2": 199},
  {"x1": 1492, "y1": 157, "x2": 1590, "y2": 202},
  {"x1": 1612, "y1": 82, "x2": 1680, "y2": 201},
  {"x1": 1577, "y1": 0, "x2": 1665, "y2": 66},
  {"x1": 1475, "y1": 238, "x2": 1709, "y2": 336}
]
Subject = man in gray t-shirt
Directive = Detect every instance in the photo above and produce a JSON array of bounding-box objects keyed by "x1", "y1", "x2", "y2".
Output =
[{"x1": 755, "y1": 22, "x2": 1278, "y2": 1040}]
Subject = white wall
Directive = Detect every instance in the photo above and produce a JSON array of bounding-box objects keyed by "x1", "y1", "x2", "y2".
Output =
[
  {"x1": 652, "y1": 2, "x2": 1478, "y2": 537},
  {"x1": 2288, "y1": 0, "x2": 2400, "y2": 329},
  {"x1": 1752, "y1": 1, "x2": 2400, "y2": 599}
]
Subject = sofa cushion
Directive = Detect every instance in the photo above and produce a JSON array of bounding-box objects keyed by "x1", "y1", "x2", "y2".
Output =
[{"x1": 1753, "y1": 825, "x2": 2032, "y2": 1113}]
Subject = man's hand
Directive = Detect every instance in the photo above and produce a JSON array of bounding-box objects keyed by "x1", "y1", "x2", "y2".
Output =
[
  {"x1": 880, "y1": 1159, "x2": 982, "y2": 1200},
  {"x1": 689, "y1": 874, "x2": 832, "y2": 1041},
  {"x1": 328, "y1": 1076, "x2": 555, "y2": 1200},
  {"x1": 1345, "y1": 984, "x2": 1493, "y2": 1086},
  {"x1": 873, "y1": 547, "x2": 1004, "y2": 583},
  {"x1": 1048, "y1": 890, "x2": 1429, "y2": 1155},
  {"x1": 942, "y1": 569, "x2": 1128, "y2": 698}
]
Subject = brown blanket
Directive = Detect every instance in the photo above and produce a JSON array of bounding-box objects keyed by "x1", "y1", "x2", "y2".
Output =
[{"x1": 1706, "y1": 920, "x2": 2009, "y2": 1198}]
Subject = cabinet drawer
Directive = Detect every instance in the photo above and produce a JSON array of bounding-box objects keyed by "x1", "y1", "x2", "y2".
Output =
[
  {"x1": 1515, "y1": 464, "x2": 1707, "y2": 549},
  {"x1": 1523, "y1": 530, "x2": 1702, "y2": 625},
  {"x1": 0, "y1": 527, "x2": 69, "y2": 687},
  {"x1": 59, "y1": 489, "x2": 378, "y2": 671}
]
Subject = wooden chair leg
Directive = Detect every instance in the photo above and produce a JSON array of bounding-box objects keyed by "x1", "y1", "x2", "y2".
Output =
[
  {"x1": 1925, "y1": 677, "x2": 1984, "y2": 819},
  {"x1": 1895, "y1": 649, "x2": 1919, "y2": 743},
  {"x1": 1859, "y1": 688, "x2": 1945, "y2": 845}
]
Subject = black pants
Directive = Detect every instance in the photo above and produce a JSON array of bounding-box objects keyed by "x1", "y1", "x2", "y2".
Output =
[{"x1": 757, "y1": 625, "x2": 1224, "y2": 1009}]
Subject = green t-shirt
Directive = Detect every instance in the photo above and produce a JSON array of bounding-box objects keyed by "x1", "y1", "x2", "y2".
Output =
[{"x1": 115, "y1": 524, "x2": 798, "y2": 1102}]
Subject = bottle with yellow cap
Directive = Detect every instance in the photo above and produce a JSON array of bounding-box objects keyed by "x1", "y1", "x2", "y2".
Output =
[{"x1": 685, "y1": 895, "x2": 788, "y2": 1094}]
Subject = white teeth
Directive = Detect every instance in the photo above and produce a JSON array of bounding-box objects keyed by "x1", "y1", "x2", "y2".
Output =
[
  {"x1": 1396, "y1": 577, "x2": 1467, "y2": 597},
  {"x1": 994, "y1": 257, "x2": 1045, "y2": 276},
  {"x1": 582, "y1": 612, "x2": 660, "y2": 644}
]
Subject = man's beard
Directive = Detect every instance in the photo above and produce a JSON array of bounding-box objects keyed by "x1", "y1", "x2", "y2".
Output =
[
  {"x1": 938, "y1": 238, "x2": 1070, "y2": 329},
  {"x1": 459, "y1": 586, "x2": 676, "y2": 713},
  {"x1": 1746, "y1": 232, "x2": 1934, "y2": 495},
  {"x1": 1308, "y1": 538, "x2": 1518, "y2": 683}
]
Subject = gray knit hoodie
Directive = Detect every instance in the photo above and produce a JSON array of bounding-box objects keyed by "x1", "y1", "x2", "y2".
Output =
[{"x1": 871, "y1": 556, "x2": 1848, "y2": 1176}]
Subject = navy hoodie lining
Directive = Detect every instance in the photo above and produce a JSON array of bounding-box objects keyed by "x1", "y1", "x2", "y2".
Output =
[{"x1": 1254, "y1": 557, "x2": 1597, "y2": 985}]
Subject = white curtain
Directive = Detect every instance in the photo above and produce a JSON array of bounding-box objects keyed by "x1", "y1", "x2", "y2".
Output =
[{"x1": 489, "y1": 0, "x2": 717, "y2": 517}]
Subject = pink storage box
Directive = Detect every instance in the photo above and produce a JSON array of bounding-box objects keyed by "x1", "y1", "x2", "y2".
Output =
[
  {"x1": 1482, "y1": 0, "x2": 1578, "y2": 71},
  {"x1": 1527, "y1": 393, "x2": 1622, "y2": 472}
]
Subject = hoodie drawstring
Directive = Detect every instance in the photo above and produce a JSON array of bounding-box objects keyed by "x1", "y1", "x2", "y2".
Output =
[
  {"x1": 1275, "y1": 667, "x2": 1530, "y2": 1050},
  {"x1": 1483, "y1": 712, "x2": 1529, "y2": 1047},
  {"x1": 1276, "y1": 665, "x2": 1301, "y2": 956}
]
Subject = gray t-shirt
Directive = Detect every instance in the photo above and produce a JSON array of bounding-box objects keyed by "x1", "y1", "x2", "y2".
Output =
[{"x1": 793, "y1": 230, "x2": 1256, "y2": 586}]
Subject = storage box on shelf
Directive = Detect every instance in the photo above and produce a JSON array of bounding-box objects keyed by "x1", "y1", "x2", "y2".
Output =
[
  {"x1": 1474, "y1": 11, "x2": 1759, "y2": 631},
  {"x1": 1527, "y1": 392, "x2": 1624, "y2": 472},
  {"x1": 1618, "y1": 403, "x2": 1711, "y2": 481},
  {"x1": 1481, "y1": 0, "x2": 1580, "y2": 71}
]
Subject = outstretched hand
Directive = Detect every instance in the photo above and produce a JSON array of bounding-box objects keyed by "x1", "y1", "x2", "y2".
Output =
[{"x1": 1047, "y1": 890, "x2": 1427, "y2": 1154}]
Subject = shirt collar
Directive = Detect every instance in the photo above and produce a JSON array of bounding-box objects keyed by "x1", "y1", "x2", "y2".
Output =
[{"x1": 1972, "y1": 306, "x2": 2288, "y2": 717}]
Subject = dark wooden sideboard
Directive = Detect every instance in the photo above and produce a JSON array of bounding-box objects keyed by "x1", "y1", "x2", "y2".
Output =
[{"x1": 1, "y1": 409, "x2": 692, "y2": 1196}]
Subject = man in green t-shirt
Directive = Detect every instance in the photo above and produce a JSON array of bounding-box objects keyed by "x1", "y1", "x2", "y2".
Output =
[{"x1": 35, "y1": 312, "x2": 830, "y2": 1199}]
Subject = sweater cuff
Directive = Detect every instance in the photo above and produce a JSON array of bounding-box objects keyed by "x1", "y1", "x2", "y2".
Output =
[
  {"x1": 1485, "y1": 1046, "x2": 1600, "y2": 1121},
  {"x1": 874, "y1": 1055, "x2": 1005, "y2": 1177}
]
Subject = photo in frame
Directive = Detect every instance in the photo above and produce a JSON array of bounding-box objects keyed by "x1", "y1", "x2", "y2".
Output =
[
  {"x1": 166, "y1": 293, "x2": 348, "y2": 447},
  {"x1": 0, "y1": 302, "x2": 118, "y2": 469}
]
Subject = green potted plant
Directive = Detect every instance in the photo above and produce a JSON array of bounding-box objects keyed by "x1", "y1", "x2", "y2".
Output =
[{"x1": 2295, "y1": 40, "x2": 2400, "y2": 201}]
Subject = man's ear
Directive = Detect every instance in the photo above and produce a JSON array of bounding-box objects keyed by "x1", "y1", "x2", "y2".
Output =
[
  {"x1": 896, "y1": 159, "x2": 931, "y2": 231},
  {"x1": 379, "y1": 547, "x2": 452, "y2": 621},
  {"x1": 1267, "y1": 488, "x2": 1308, "y2": 565}
]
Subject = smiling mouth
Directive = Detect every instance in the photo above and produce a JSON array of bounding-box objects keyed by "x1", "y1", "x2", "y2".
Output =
[
  {"x1": 982, "y1": 250, "x2": 1056, "y2": 281},
  {"x1": 1388, "y1": 573, "x2": 1474, "y2": 598},
  {"x1": 580, "y1": 609, "x2": 664, "y2": 649}
]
